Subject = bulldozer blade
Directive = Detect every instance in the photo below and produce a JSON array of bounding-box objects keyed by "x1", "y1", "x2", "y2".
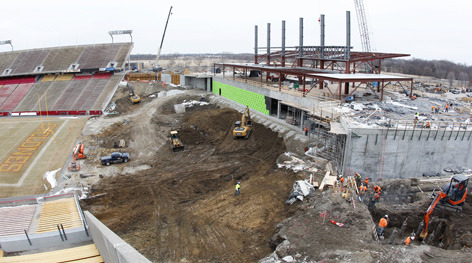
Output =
[{"x1": 172, "y1": 146, "x2": 184, "y2": 153}]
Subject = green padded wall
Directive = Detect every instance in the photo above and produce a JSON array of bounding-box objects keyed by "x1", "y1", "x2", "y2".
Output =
[{"x1": 213, "y1": 81, "x2": 269, "y2": 115}]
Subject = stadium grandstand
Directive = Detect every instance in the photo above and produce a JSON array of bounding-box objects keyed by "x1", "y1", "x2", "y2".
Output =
[{"x1": 0, "y1": 43, "x2": 132, "y2": 116}]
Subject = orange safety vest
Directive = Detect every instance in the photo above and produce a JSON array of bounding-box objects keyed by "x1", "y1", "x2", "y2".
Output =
[
  {"x1": 379, "y1": 218, "x2": 388, "y2": 228},
  {"x1": 404, "y1": 236, "x2": 412, "y2": 245},
  {"x1": 359, "y1": 185, "x2": 366, "y2": 193}
]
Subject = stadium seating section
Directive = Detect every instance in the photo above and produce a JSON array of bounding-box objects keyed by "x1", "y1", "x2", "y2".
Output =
[
  {"x1": 0, "y1": 42, "x2": 132, "y2": 75},
  {"x1": 0, "y1": 42, "x2": 132, "y2": 115},
  {"x1": 213, "y1": 81, "x2": 270, "y2": 115}
]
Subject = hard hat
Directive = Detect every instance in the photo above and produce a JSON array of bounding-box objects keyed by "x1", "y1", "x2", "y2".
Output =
[
  {"x1": 237, "y1": 182, "x2": 240, "y2": 184},
  {"x1": 411, "y1": 236, "x2": 415, "y2": 240},
  {"x1": 384, "y1": 215, "x2": 389, "y2": 218},
  {"x1": 355, "y1": 173, "x2": 359, "y2": 175}
]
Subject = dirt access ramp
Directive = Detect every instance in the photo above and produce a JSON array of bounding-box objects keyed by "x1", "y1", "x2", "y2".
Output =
[
  {"x1": 0, "y1": 117, "x2": 87, "y2": 198},
  {"x1": 74, "y1": 88, "x2": 302, "y2": 262}
]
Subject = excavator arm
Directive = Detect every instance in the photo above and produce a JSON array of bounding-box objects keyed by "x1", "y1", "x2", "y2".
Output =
[{"x1": 420, "y1": 192, "x2": 447, "y2": 239}]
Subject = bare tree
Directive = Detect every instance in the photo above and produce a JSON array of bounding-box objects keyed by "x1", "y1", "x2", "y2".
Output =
[
  {"x1": 447, "y1": 71, "x2": 456, "y2": 88},
  {"x1": 194, "y1": 56, "x2": 205, "y2": 72},
  {"x1": 459, "y1": 72, "x2": 469, "y2": 88}
]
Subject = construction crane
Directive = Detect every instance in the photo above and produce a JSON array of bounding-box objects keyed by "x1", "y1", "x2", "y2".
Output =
[
  {"x1": 155, "y1": 6, "x2": 173, "y2": 71},
  {"x1": 353, "y1": 0, "x2": 372, "y2": 52}
]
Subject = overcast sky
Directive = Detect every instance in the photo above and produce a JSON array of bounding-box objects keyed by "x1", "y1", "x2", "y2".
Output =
[{"x1": 1, "y1": 0, "x2": 470, "y2": 65}]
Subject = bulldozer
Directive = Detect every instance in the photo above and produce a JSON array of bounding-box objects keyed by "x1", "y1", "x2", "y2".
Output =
[
  {"x1": 232, "y1": 106, "x2": 252, "y2": 139},
  {"x1": 170, "y1": 130, "x2": 184, "y2": 153},
  {"x1": 417, "y1": 174, "x2": 468, "y2": 240},
  {"x1": 128, "y1": 83, "x2": 141, "y2": 104}
]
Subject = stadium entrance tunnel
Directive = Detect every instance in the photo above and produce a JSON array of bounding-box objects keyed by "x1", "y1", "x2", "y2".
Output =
[{"x1": 364, "y1": 180, "x2": 472, "y2": 250}]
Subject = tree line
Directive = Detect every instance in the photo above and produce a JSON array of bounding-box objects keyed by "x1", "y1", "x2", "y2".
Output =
[{"x1": 383, "y1": 58, "x2": 471, "y2": 87}]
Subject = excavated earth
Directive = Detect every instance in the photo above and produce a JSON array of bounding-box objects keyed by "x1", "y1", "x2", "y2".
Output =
[
  {"x1": 73, "y1": 82, "x2": 472, "y2": 263},
  {"x1": 79, "y1": 83, "x2": 300, "y2": 262}
]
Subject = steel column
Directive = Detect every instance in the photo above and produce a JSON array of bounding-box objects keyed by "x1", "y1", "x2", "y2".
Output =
[
  {"x1": 282, "y1": 20, "x2": 286, "y2": 67},
  {"x1": 255, "y1": 25, "x2": 258, "y2": 64},
  {"x1": 267, "y1": 23, "x2": 271, "y2": 65},
  {"x1": 346, "y1": 11, "x2": 351, "y2": 60},
  {"x1": 298, "y1": 17, "x2": 303, "y2": 67}
]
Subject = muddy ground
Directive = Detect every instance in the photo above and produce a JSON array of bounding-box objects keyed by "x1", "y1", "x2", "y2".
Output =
[{"x1": 61, "y1": 81, "x2": 472, "y2": 263}]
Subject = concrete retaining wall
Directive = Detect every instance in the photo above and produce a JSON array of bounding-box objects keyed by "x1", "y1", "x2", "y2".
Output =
[
  {"x1": 84, "y1": 211, "x2": 151, "y2": 263},
  {"x1": 0, "y1": 227, "x2": 90, "y2": 252},
  {"x1": 343, "y1": 124, "x2": 472, "y2": 181}
]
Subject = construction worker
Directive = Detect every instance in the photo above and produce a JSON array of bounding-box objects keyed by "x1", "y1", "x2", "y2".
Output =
[
  {"x1": 445, "y1": 103, "x2": 450, "y2": 112},
  {"x1": 338, "y1": 175, "x2": 345, "y2": 187},
  {"x1": 233, "y1": 182, "x2": 241, "y2": 196},
  {"x1": 355, "y1": 173, "x2": 362, "y2": 188},
  {"x1": 404, "y1": 235, "x2": 415, "y2": 245},
  {"x1": 431, "y1": 106, "x2": 435, "y2": 114},
  {"x1": 364, "y1": 178, "x2": 369, "y2": 188},
  {"x1": 359, "y1": 184, "x2": 367, "y2": 202},
  {"x1": 304, "y1": 126, "x2": 308, "y2": 136},
  {"x1": 425, "y1": 121, "x2": 431, "y2": 128},
  {"x1": 373, "y1": 185, "x2": 382, "y2": 200},
  {"x1": 377, "y1": 215, "x2": 388, "y2": 239},
  {"x1": 414, "y1": 112, "x2": 419, "y2": 121}
]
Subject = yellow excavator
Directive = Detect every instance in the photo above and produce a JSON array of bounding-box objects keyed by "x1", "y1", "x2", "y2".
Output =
[
  {"x1": 128, "y1": 83, "x2": 141, "y2": 104},
  {"x1": 170, "y1": 130, "x2": 184, "y2": 153},
  {"x1": 233, "y1": 106, "x2": 252, "y2": 139}
]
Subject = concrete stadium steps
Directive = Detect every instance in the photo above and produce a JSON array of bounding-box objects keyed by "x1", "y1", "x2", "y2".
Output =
[
  {"x1": 77, "y1": 45, "x2": 121, "y2": 69},
  {"x1": 42, "y1": 47, "x2": 84, "y2": 72},
  {"x1": 0, "y1": 244, "x2": 103, "y2": 262},
  {"x1": 91, "y1": 75, "x2": 122, "y2": 110},
  {"x1": 0, "y1": 52, "x2": 19, "y2": 73},
  {"x1": 50, "y1": 80, "x2": 86, "y2": 111},
  {"x1": 13, "y1": 82, "x2": 50, "y2": 112},
  {"x1": 41, "y1": 75, "x2": 56, "y2": 82},
  {"x1": 11, "y1": 75, "x2": 120, "y2": 112},
  {"x1": 0, "y1": 83, "x2": 34, "y2": 110},
  {"x1": 55, "y1": 74, "x2": 74, "y2": 81},
  {"x1": 40, "y1": 81, "x2": 70, "y2": 109},
  {"x1": 70, "y1": 79, "x2": 108, "y2": 111},
  {"x1": 10, "y1": 49, "x2": 50, "y2": 75},
  {"x1": 114, "y1": 43, "x2": 132, "y2": 67},
  {"x1": 0, "y1": 205, "x2": 36, "y2": 237},
  {"x1": 0, "y1": 84, "x2": 18, "y2": 98},
  {"x1": 36, "y1": 198, "x2": 83, "y2": 234}
]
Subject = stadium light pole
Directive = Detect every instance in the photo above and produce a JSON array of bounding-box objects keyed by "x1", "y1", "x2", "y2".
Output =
[
  {"x1": 0, "y1": 40, "x2": 13, "y2": 51},
  {"x1": 108, "y1": 30, "x2": 133, "y2": 71},
  {"x1": 108, "y1": 30, "x2": 133, "y2": 44}
]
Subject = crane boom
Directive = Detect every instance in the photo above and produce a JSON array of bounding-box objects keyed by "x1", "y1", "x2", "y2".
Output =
[
  {"x1": 353, "y1": 0, "x2": 372, "y2": 52},
  {"x1": 156, "y1": 6, "x2": 173, "y2": 68}
]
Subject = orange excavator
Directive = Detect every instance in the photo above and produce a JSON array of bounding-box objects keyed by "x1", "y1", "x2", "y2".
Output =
[
  {"x1": 418, "y1": 175, "x2": 468, "y2": 240},
  {"x1": 68, "y1": 143, "x2": 86, "y2": 171}
]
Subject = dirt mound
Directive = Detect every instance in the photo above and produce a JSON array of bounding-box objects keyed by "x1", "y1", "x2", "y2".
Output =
[{"x1": 82, "y1": 107, "x2": 299, "y2": 262}]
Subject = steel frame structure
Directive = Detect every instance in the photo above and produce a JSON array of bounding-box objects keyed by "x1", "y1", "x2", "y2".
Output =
[
  {"x1": 213, "y1": 62, "x2": 413, "y2": 103},
  {"x1": 255, "y1": 48, "x2": 409, "y2": 75}
]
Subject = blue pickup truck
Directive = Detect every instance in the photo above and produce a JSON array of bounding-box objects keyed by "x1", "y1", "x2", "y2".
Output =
[{"x1": 100, "y1": 152, "x2": 130, "y2": 166}]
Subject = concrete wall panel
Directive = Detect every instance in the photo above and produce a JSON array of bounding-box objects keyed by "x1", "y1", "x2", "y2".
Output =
[{"x1": 344, "y1": 125, "x2": 472, "y2": 181}]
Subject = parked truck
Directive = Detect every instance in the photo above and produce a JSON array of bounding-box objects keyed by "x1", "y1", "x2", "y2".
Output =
[{"x1": 100, "y1": 152, "x2": 130, "y2": 166}]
